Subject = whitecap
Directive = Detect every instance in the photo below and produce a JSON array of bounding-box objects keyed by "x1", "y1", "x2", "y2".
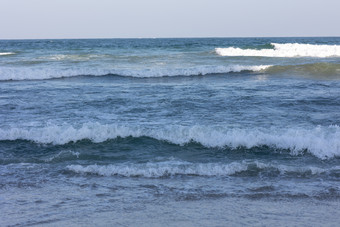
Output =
[
  {"x1": 0, "y1": 65, "x2": 271, "y2": 81},
  {"x1": 215, "y1": 43, "x2": 340, "y2": 58},
  {"x1": 66, "y1": 160, "x2": 338, "y2": 178},
  {"x1": 0, "y1": 123, "x2": 339, "y2": 159},
  {"x1": 0, "y1": 52, "x2": 15, "y2": 56},
  {"x1": 66, "y1": 161, "x2": 249, "y2": 177}
]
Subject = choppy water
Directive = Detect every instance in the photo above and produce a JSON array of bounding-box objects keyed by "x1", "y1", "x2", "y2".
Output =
[{"x1": 1, "y1": 37, "x2": 340, "y2": 226}]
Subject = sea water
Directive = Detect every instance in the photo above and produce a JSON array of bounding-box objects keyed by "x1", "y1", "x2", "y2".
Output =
[{"x1": 1, "y1": 38, "x2": 340, "y2": 226}]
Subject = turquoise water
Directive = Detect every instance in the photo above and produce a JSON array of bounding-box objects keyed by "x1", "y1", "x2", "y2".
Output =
[{"x1": 1, "y1": 38, "x2": 340, "y2": 226}]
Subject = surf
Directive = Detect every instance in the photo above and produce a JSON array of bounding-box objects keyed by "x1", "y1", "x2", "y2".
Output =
[
  {"x1": 1, "y1": 123, "x2": 339, "y2": 159},
  {"x1": 0, "y1": 65, "x2": 270, "y2": 81},
  {"x1": 0, "y1": 52, "x2": 15, "y2": 56},
  {"x1": 215, "y1": 43, "x2": 340, "y2": 57},
  {"x1": 66, "y1": 161, "x2": 339, "y2": 178}
]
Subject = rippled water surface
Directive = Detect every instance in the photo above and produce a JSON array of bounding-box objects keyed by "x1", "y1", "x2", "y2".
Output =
[{"x1": 1, "y1": 38, "x2": 340, "y2": 226}]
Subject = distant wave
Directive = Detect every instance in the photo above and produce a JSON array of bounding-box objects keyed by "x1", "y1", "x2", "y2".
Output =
[
  {"x1": 1, "y1": 123, "x2": 339, "y2": 159},
  {"x1": 40, "y1": 54, "x2": 109, "y2": 61},
  {"x1": 66, "y1": 161, "x2": 340, "y2": 178},
  {"x1": 0, "y1": 52, "x2": 15, "y2": 56},
  {"x1": 0, "y1": 65, "x2": 270, "y2": 81},
  {"x1": 216, "y1": 43, "x2": 340, "y2": 57}
]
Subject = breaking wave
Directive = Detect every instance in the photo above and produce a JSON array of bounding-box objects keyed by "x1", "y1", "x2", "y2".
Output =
[
  {"x1": 215, "y1": 43, "x2": 340, "y2": 57},
  {"x1": 0, "y1": 65, "x2": 270, "y2": 81},
  {"x1": 1, "y1": 123, "x2": 339, "y2": 159},
  {"x1": 0, "y1": 52, "x2": 15, "y2": 56},
  {"x1": 40, "y1": 54, "x2": 108, "y2": 61},
  {"x1": 2, "y1": 63, "x2": 340, "y2": 81},
  {"x1": 66, "y1": 161, "x2": 340, "y2": 178}
]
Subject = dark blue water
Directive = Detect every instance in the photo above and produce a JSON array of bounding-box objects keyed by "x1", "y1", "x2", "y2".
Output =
[{"x1": 1, "y1": 38, "x2": 340, "y2": 226}]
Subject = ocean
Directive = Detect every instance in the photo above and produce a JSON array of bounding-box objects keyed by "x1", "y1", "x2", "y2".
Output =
[{"x1": 1, "y1": 37, "x2": 340, "y2": 226}]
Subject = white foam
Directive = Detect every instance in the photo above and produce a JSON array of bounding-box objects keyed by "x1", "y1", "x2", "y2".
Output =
[
  {"x1": 215, "y1": 43, "x2": 340, "y2": 58},
  {"x1": 1, "y1": 123, "x2": 340, "y2": 159},
  {"x1": 45, "y1": 150, "x2": 80, "y2": 162},
  {"x1": 66, "y1": 161, "x2": 338, "y2": 178},
  {"x1": 0, "y1": 67, "x2": 108, "y2": 81},
  {"x1": 256, "y1": 162, "x2": 327, "y2": 175},
  {"x1": 66, "y1": 161, "x2": 249, "y2": 177},
  {"x1": 0, "y1": 65, "x2": 271, "y2": 81},
  {"x1": 42, "y1": 54, "x2": 105, "y2": 61},
  {"x1": 0, "y1": 52, "x2": 15, "y2": 56}
]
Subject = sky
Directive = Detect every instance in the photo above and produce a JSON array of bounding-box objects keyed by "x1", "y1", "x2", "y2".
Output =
[{"x1": 0, "y1": 0, "x2": 339, "y2": 39}]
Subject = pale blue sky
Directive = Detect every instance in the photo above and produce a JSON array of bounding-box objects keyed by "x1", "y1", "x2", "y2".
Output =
[{"x1": 0, "y1": 0, "x2": 339, "y2": 39}]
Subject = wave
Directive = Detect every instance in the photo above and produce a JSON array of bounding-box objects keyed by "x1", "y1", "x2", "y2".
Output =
[
  {"x1": 265, "y1": 62, "x2": 340, "y2": 77},
  {"x1": 45, "y1": 150, "x2": 80, "y2": 162},
  {"x1": 66, "y1": 161, "x2": 340, "y2": 178},
  {"x1": 2, "y1": 63, "x2": 340, "y2": 81},
  {"x1": 0, "y1": 52, "x2": 15, "y2": 56},
  {"x1": 67, "y1": 161, "x2": 247, "y2": 177},
  {"x1": 40, "y1": 54, "x2": 109, "y2": 61},
  {"x1": 1, "y1": 123, "x2": 339, "y2": 159},
  {"x1": 0, "y1": 65, "x2": 270, "y2": 81},
  {"x1": 215, "y1": 43, "x2": 340, "y2": 57}
]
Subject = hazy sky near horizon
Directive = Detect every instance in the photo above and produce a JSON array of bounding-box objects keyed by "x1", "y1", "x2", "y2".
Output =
[{"x1": 1, "y1": 0, "x2": 339, "y2": 39}]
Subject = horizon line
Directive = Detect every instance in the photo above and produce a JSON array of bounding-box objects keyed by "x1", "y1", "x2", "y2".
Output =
[{"x1": 1, "y1": 35, "x2": 340, "y2": 41}]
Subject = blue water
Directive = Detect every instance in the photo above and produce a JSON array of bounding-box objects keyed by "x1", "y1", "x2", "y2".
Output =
[{"x1": 1, "y1": 38, "x2": 340, "y2": 226}]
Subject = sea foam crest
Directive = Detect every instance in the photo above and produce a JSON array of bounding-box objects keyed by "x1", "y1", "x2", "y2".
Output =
[
  {"x1": 66, "y1": 161, "x2": 248, "y2": 177},
  {"x1": 0, "y1": 52, "x2": 15, "y2": 56},
  {"x1": 1, "y1": 123, "x2": 340, "y2": 159},
  {"x1": 66, "y1": 161, "x2": 339, "y2": 178},
  {"x1": 0, "y1": 65, "x2": 270, "y2": 81},
  {"x1": 42, "y1": 54, "x2": 106, "y2": 61},
  {"x1": 215, "y1": 43, "x2": 340, "y2": 57}
]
